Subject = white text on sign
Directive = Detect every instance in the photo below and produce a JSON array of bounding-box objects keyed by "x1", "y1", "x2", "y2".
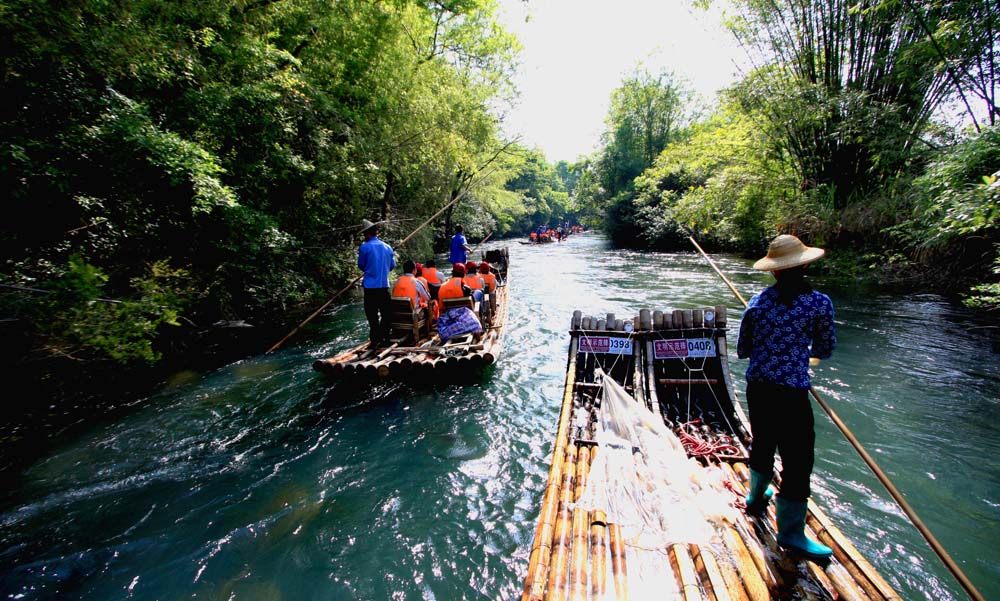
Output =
[
  {"x1": 653, "y1": 338, "x2": 716, "y2": 359},
  {"x1": 579, "y1": 336, "x2": 633, "y2": 355}
]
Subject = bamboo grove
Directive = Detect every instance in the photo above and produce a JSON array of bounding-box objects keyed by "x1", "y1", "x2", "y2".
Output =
[{"x1": 571, "y1": 0, "x2": 999, "y2": 307}]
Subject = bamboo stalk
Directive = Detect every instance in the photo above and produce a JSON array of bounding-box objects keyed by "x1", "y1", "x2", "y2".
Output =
[
  {"x1": 720, "y1": 527, "x2": 770, "y2": 601},
  {"x1": 670, "y1": 543, "x2": 704, "y2": 601},
  {"x1": 822, "y1": 561, "x2": 873, "y2": 601},
  {"x1": 806, "y1": 506, "x2": 901, "y2": 600},
  {"x1": 569, "y1": 505, "x2": 589, "y2": 601},
  {"x1": 546, "y1": 442, "x2": 578, "y2": 601},
  {"x1": 609, "y1": 523, "x2": 628, "y2": 601},
  {"x1": 591, "y1": 510, "x2": 608, "y2": 598},
  {"x1": 691, "y1": 544, "x2": 736, "y2": 601},
  {"x1": 523, "y1": 337, "x2": 580, "y2": 601},
  {"x1": 569, "y1": 444, "x2": 592, "y2": 601}
]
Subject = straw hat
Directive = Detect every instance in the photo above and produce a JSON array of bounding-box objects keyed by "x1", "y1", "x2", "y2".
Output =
[
  {"x1": 359, "y1": 219, "x2": 377, "y2": 233},
  {"x1": 753, "y1": 234, "x2": 825, "y2": 271}
]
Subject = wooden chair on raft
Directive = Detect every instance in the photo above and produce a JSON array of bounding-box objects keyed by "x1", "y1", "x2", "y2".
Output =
[{"x1": 388, "y1": 296, "x2": 432, "y2": 343}]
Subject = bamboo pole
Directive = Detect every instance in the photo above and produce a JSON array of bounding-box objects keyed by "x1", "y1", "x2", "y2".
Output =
[
  {"x1": 670, "y1": 543, "x2": 703, "y2": 601},
  {"x1": 688, "y1": 235, "x2": 983, "y2": 601},
  {"x1": 691, "y1": 544, "x2": 736, "y2": 601},
  {"x1": 609, "y1": 524, "x2": 628, "y2": 601},
  {"x1": 523, "y1": 336, "x2": 580, "y2": 601},
  {"x1": 267, "y1": 167, "x2": 498, "y2": 353},
  {"x1": 590, "y1": 509, "x2": 608, "y2": 598},
  {"x1": 546, "y1": 441, "x2": 578, "y2": 601}
]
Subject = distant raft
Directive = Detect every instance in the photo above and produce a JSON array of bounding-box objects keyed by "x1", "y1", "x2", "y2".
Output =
[
  {"x1": 313, "y1": 248, "x2": 509, "y2": 380},
  {"x1": 522, "y1": 307, "x2": 901, "y2": 601}
]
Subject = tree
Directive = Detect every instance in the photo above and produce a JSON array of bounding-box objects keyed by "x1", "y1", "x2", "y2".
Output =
[{"x1": 716, "y1": 0, "x2": 977, "y2": 208}]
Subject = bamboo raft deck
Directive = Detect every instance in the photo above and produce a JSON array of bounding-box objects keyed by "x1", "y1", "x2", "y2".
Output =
[
  {"x1": 522, "y1": 308, "x2": 901, "y2": 601},
  {"x1": 313, "y1": 248, "x2": 509, "y2": 380}
]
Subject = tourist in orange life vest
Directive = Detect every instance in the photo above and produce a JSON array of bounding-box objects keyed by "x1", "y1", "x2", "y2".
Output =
[
  {"x1": 438, "y1": 263, "x2": 474, "y2": 303},
  {"x1": 414, "y1": 263, "x2": 430, "y2": 290},
  {"x1": 392, "y1": 260, "x2": 430, "y2": 310},
  {"x1": 478, "y1": 261, "x2": 500, "y2": 294},
  {"x1": 412, "y1": 263, "x2": 439, "y2": 320},
  {"x1": 463, "y1": 261, "x2": 485, "y2": 302},
  {"x1": 422, "y1": 260, "x2": 444, "y2": 286}
]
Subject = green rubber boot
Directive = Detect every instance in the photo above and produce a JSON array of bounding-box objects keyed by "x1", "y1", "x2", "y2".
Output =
[
  {"x1": 745, "y1": 468, "x2": 773, "y2": 516},
  {"x1": 776, "y1": 497, "x2": 833, "y2": 560}
]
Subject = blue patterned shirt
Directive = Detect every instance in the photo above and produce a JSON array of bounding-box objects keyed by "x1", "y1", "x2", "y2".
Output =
[
  {"x1": 736, "y1": 286, "x2": 836, "y2": 389},
  {"x1": 357, "y1": 236, "x2": 396, "y2": 288}
]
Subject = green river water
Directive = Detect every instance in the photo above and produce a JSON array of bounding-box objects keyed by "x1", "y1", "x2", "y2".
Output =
[{"x1": 1, "y1": 233, "x2": 997, "y2": 600}]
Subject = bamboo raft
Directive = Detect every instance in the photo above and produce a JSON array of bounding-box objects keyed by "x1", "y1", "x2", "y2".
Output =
[
  {"x1": 522, "y1": 307, "x2": 901, "y2": 601},
  {"x1": 313, "y1": 248, "x2": 509, "y2": 380}
]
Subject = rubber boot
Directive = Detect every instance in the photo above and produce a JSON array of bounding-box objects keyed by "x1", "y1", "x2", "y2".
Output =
[
  {"x1": 776, "y1": 497, "x2": 833, "y2": 560},
  {"x1": 745, "y1": 468, "x2": 773, "y2": 516}
]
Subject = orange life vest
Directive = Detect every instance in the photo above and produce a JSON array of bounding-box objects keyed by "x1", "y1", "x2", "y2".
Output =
[
  {"x1": 463, "y1": 274, "x2": 485, "y2": 290},
  {"x1": 438, "y1": 277, "x2": 468, "y2": 301},
  {"x1": 392, "y1": 274, "x2": 426, "y2": 309},
  {"x1": 423, "y1": 267, "x2": 442, "y2": 285},
  {"x1": 480, "y1": 272, "x2": 497, "y2": 293}
]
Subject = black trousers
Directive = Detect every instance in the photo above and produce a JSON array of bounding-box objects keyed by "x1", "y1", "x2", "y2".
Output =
[
  {"x1": 746, "y1": 381, "x2": 815, "y2": 502},
  {"x1": 363, "y1": 287, "x2": 391, "y2": 344}
]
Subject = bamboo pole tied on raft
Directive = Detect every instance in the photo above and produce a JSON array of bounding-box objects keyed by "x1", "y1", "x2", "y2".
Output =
[{"x1": 688, "y1": 235, "x2": 985, "y2": 601}]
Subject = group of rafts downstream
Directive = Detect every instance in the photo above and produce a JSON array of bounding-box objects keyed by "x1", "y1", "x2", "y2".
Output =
[
  {"x1": 521, "y1": 307, "x2": 902, "y2": 601},
  {"x1": 313, "y1": 248, "x2": 510, "y2": 379}
]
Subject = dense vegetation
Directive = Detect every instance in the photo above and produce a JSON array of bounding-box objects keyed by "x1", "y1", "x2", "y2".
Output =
[
  {"x1": 573, "y1": 0, "x2": 999, "y2": 307},
  {"x1": 2, "y1": 0, "x2": 997, "y2": 389},
  {"x1": 0, "y1": 0, "x2": 582, "y2": 376}
]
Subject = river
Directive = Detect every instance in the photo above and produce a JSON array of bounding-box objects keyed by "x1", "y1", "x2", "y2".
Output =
[{"x1": 1, "y1": 233, "x2": 997, "y2": 600}]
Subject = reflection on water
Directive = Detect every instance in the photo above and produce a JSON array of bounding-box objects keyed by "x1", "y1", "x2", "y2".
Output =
[{"x1": 0, "y1": 234, "x2": 997, "y2": 600}]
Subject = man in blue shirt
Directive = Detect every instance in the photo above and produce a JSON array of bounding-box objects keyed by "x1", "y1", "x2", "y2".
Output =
[
  {"x1": 357, "y1": 219, "x2": 396, "y2": 347},
  {"x1": 449, "y1": 225, "x2": 472, "y2": 265},
  {"x1": 737, "y1": 234, "x2": 836, "y2": 561}
]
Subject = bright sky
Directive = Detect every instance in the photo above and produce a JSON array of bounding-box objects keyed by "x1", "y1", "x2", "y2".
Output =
[{"x1": 496, "y1": 0, "x2": 747, "y2": 163}]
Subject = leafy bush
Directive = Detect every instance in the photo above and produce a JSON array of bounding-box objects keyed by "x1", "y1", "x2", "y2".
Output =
[{"x1": 8, "y1": 257, "x2": 193, "y2": 364}]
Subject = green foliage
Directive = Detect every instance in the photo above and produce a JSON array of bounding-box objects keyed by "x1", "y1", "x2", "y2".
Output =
[
  {"x1": 896, "y1": 126, "x2": 1000, "y2": 250},
  {"x1": 12, "y1": 258, "x2": 193, "y2": 364},
  {"x1": 716, "y1": 0, "x2": 969, "y2": 209},
  {"x1": 574, "y1": 68, "x2": 696, "y2": 243},
  {"x1": 0, "y1": 0, "x2": 521, "y2": 366}
]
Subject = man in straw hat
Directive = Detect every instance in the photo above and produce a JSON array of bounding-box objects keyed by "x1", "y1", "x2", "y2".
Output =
[
  {"x1": 357, "y1": 219, "x2": 396, "y2": 348},
  {"x1": 737, "y1": 234, "x2": 836, "y2": 560}
]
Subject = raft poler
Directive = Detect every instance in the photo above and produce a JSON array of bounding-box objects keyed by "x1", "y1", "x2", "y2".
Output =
[
  {"x1": 737, "y1": 234, "x2": 836, "y2": 560},
  {"x1": 357, "y1": 218, "x2": 396, "y2": 348}
]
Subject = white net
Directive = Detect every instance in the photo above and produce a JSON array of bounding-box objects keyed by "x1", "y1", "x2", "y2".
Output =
[{"x1": 573, "y1": 370, "x2": 739, "y2": 599}]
